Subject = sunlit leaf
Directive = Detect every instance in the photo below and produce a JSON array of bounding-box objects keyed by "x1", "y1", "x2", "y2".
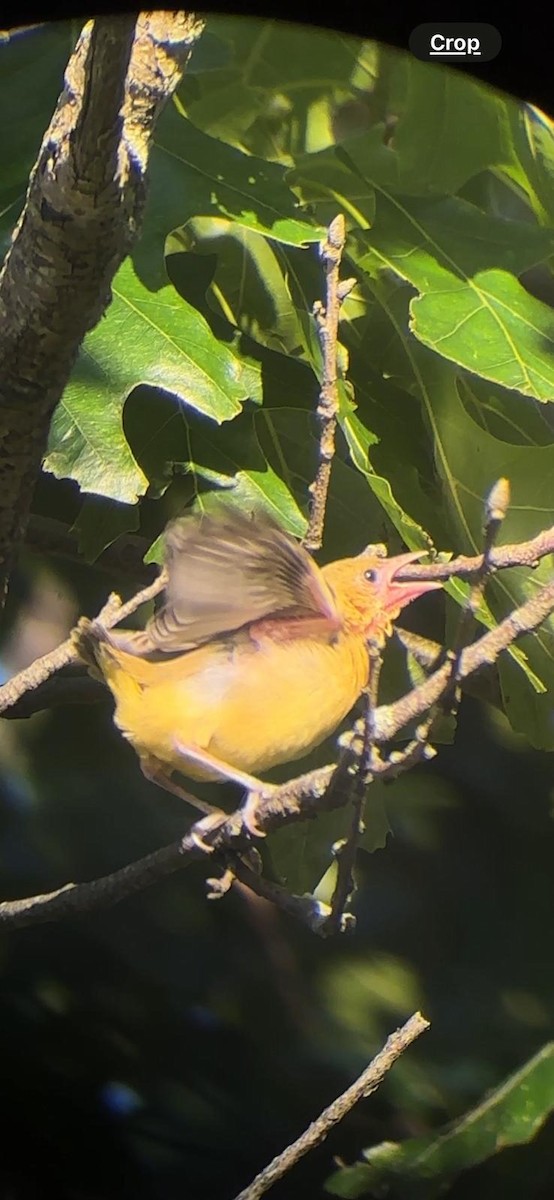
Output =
[
  {"x1": 411, "y1": 270, "x2": 554, "y2": 401},
  {"x1": 45, "y1": 259, "x2": 261, "y2": 502},
  {"x1": 355, "y1": 196, "x2": 554, "y2": 399},
  {"x1": 138, "y1": 103, "x2": 322, "y2": 287},
  {"x1": 339, "y1": 405, "x2": 435, "y2": 551}
]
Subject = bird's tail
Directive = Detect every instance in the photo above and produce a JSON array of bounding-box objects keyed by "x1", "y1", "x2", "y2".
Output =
[
  {"x1": 71, "y1": 617, "x2": 113, "y2": 679},
  {"x1": 72, "y1": 618, "x2": 147, "y2": 714}
]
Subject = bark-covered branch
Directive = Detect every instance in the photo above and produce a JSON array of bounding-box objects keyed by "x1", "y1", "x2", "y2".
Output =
[
  {"x1": 304, "y1": 214, "x2": 356, "y2": 550},
  {"x1": 1, "y1": 560, "x2": 553, "y2": 931},
  {"x1": 2, "y1": 520, "x2": 554, "y2": 722},
  {"x1": 0, "y1": 11, "x2": 203, "y2": 600},
  {"x1": 232, "y1": 1012, "x2": 430, "y2": 1200},
  {"x1": 391, "y1": 523, "x2": 554, "y2": 582},
  {"x1": 0, "y1": 569, "x2": 165, "y2": 716}
]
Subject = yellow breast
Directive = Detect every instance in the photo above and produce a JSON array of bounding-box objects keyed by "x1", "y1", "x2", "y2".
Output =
[{"x1": 97, "y1": 630, "x2": 369, "y2": 780}]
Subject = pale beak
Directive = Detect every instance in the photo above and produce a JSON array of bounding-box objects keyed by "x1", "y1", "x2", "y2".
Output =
[{"x1": 380, "y1": 551, "x2": 442, "y2": 615}]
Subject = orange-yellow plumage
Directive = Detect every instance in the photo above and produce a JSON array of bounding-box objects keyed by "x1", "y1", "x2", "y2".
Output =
[{"x1": 74, "y1": 510, "x2": 440, "y2": 807}]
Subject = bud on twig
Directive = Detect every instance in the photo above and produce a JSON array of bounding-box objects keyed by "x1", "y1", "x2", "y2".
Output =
[{"x1": 485, "y1": 477, "x2": 511, "y2": 526}]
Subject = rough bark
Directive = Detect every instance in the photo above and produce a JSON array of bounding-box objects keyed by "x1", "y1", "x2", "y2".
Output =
[{"x1": 0, "y1": 11, "x2": 203, "y2": 600}]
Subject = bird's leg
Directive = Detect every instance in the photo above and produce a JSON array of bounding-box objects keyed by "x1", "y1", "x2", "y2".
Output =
[
  {"x1": 141, "y1": 756, "x2": 216, "y2": 814},
  {"x1": 172, "y1": 739, "x2": 272, "y2": 793},
  {"x1": 140, "y1": 757, "x2": 227, "y2": 852},
  {"x1": 172, "y1": 738, "x2": 276, "y2": 837}
]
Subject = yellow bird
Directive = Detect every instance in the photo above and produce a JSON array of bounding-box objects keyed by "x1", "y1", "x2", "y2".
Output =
[{"x1": 73, "y1": 510, "x2": 440, "y2": 822}]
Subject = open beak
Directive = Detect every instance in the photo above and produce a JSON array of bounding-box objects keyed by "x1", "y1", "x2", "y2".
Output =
[{"x1": 380, "y1": 551, "x2": 442, "y2": 615}]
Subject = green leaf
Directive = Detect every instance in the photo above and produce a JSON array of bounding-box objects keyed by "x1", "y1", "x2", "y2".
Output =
[
  {"x1": 339, "y1": 405, "x2": 435, "y2": 551},
  {"x1": 189, "y1": 464, "x2": 307, "y2": 536},
  {"x1": 358, "y1": 193, "x2": 554, "y2": 287},
  {"x1": 268, "y1": 806, "x2": 352, "y2": 898},
  {"x1": 170, "y1": 217, "x2": 319, "y2": 359},
  {"x1": 45, "y1": 368, "x2": 147, "y2": 507},
  {"x1": 71, "y1": 495, "x2": 139, "y2": 563},
  {"x1": 380, "y1": 54, "x2": 517, "y2": 196},
  {"x1": 268, "y1": 770, "x2": 392, "y2": 896},
  {"x1": 255, "y1": 407, "x2": 397, "y2": 558},
  {"x1": 137, "y1": 103, "x2": 321, "y2": 287},
  {"x1": 411, "y1": 270, "x2": 554, "y2": 401},
  {"x1": 290, "y1": 55, "x2": 521, "y2": 214},
  {"x1": 326, "y1": 1042, "x2": 554, "y2": 1198},
  {"x1": 177, "y1": 16, "x2": 377, "y2": 162},
  {"x1": 354, "y1": 195, "x2": 554, "y2": 399},
  {"x1": 518, "y1": 105, "x2": 554, "y2": 223},
  {"x1": 45, "y1": 258, "x2": 261, "y2": 502}
]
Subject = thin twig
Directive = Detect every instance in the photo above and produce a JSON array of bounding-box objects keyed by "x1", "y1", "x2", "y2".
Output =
[
  {"x1": 2, "y1": 572, "x2": 553, "y2": 931},
  {"x1": 1, "y1": 536, "x2": 554, "y2": 929},
  {"x1": 383, "y1": 723, "x2": 438, "y2": 773},
  {"x1": 304, "y1": 214, "x2": 355, "y2": 550},
  {"x1": 326, "y1": 640, "x2": 383, "y2": 935},
  {"x1": 232, "y1": 1012, "x2": 430, "y2": 1200},
  {"x1": 450, "y1": 478, "x2": 512, "y2": 671},
  {"x1": 0, "y1": 832, "x2": 203, "y2": 926},
  {"x1": 393, "y1": 628, "x2": 443, "y2": 670},
  {"x1": 0, "y1": 570, "x2": 165, "y2": 715},
  {"x1": 392, "y1": 519, "x2": 554, "y2": 584},
  {"x1": 224, "y1": 858, "x2": 335, "y2": 934},
  {"x1": 2, "y1": 522, "x2": 554, "y2": 724}
]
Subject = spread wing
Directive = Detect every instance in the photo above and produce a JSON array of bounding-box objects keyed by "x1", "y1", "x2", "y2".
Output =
[{"x1": 122, "y1": 509, "x2": 339, "y2": 656}]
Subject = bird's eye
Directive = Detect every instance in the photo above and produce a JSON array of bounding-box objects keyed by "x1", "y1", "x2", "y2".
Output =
[{"x1": 364, "y1": 568, "x2": 379, "y2": 583}]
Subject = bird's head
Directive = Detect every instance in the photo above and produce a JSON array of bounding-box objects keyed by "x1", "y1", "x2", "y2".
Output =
[{"x1": 323, "y1": 547, "x2": 441, "y2": 640}]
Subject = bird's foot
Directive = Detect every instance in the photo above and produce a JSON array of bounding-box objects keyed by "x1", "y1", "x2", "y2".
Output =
[
  {"x1": 241, "y1": 784, "x2": 277, "y2": 838},
  {"x1": 189, "y1": 810, "x2": 229, "y2": 854},
  {"x1": 206, "y1": 866, "x2": 236, "y2": 899}
]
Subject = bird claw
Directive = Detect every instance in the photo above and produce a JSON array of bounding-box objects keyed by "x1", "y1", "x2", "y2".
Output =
[
  {"x1": 241, "y1": 786, "x2": 276, "y2": 838},
  {"x1": 189, "y1": 810, "x2": 228, "y2": 854}
]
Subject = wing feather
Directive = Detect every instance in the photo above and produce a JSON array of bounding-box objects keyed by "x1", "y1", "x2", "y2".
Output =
[{"x1": 126, "y1": 509, "x2": 338, "y2": 656}]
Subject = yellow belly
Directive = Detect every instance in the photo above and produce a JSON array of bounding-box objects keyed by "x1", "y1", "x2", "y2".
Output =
[{"x1": 99, "y1": 631, "x2": 369, "y2": 779}]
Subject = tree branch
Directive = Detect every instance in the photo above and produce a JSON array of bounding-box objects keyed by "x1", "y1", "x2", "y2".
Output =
[
  {"x1": 1, "y1": 571, "x2": 553, "y2": 931},
  {"x1": 2, "y1": 520, "x2": 553, "y2": 723},
  {"x1": 304, "y1": 214, "x2": 355, "y2": 550},
  {"x1": 391, "y1": 522, "x2": 554, "y2": 583},
  {"x1": 0, "y1": 11, "x2": 203, "y2": 601},
  {"x1": 0, "y1": 569, "x2": 165, "y2": 716},
  {"x1": 232, "y1": 1012, "x2": 430, "y2": 1200},
  {"x1": 0, "y1": 834, "x2": 202, "y2": 927},
  {"x1": 1, "y1": 508, "x2": 554, "y2": 931}
]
